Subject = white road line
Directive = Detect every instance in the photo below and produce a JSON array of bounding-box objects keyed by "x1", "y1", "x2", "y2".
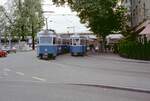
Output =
[
  {"x1": 32, "y1": 76, "x2": 46, "y2": 82},
  {"x1": 3, "y1": 68, "x2": 11, "y2": 76},
  {"x1": 16, "y1": 72, "x2": 25, "y2": 76},
  {"x1": 4, "y1": 68, "x2": 11, "y2": 72}
]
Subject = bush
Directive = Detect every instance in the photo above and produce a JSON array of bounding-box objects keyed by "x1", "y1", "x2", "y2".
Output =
[{"x1": 118, "y1": 40, "x2": 150, "y2": 60}]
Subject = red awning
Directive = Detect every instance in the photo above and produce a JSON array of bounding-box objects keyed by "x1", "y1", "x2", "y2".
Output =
[{"x1": 139, "y1": 24, "x2": 150, "y2": 35}]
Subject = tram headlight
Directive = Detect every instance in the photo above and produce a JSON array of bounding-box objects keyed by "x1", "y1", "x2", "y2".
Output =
[{"x1": 45, "y1": 49, "x2": 48, "y2": 52}]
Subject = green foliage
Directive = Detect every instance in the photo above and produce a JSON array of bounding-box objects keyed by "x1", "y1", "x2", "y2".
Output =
[
  {"x1": 52, "y1": 0, "x2": 127, "y2": 38},
  {"x1": 10, "y1": 0, "x2": 44, "y2": 40},
  {"x1": 0, "y1": 6, "x2": 6, "y2": 32},
  {"x1": 118, "y1": 40, "x2": 150, "y2": 60}
]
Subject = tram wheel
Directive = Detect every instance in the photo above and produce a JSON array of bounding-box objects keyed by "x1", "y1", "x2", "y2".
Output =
[
  {"x1": 71, "y1": 53, "x2": 74, "y2": 56},
  {"x1": 52, "y1": 56, "x2": 56, "y2": 60},
  {"x1": 39, "y1": 54, "x2": 43, "y2": 59}
]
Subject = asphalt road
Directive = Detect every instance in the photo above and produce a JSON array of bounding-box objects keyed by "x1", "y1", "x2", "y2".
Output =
[{"x1": 0, "y1": 51, "x2": 150, "y2": 101}]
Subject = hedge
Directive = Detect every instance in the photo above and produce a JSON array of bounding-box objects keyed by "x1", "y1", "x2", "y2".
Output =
[{"x1": 118, "y1": 40, "x2": 150, "y2": 60}]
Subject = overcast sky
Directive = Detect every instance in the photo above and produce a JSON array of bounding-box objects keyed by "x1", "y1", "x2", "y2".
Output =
[{"x1": 0, "y1": 0, "x2": 90, "y2": 33}]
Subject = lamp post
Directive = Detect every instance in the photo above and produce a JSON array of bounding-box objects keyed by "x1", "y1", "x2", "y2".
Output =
[
  {"x1": 44, "y1": 18, "x2": 53, "y2": 30},
  {"x1": 45, "y1": 17, "x2": 48, "y2": 30}
]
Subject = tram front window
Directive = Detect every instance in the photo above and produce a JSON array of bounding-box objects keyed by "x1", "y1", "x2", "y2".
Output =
[
  {"x1": 40, "y1": 37, "x2": 52, "y2": 44},
  {"x1": 73, "y1": 39, "x2": 80, "y2": 45}
]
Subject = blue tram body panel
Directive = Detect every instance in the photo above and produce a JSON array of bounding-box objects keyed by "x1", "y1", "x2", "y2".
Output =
[
  {"x1": 61, "y1": 45, "x2": 70, "y2": 53},
  {"x1": 57, "y1": 45, "x2": 62, "y2": 55},
  {"x1": 70, "y1": 45, "x2": 86, "y2": 55},
  {"x1": 37, "y1": 45, "x2": 58, "y2": 56}
]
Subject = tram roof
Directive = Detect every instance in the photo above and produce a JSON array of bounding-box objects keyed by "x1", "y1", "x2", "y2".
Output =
[
  {"x1": 37, "y1": 30, "x2": 57, "y2": 37},
  {"x1": 70, "y1": 34, "x2": 88, "y2": 39}
]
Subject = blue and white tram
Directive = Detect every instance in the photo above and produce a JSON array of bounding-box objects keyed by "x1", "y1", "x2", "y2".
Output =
[
  {"x1": 37, "y1": 30, "x2": 57, "y2": 59},
  {"x1": 70, "y1": 34, "x2": 87, "y2": 56},
  {"x1": 56, "y1": 34, "x2": 70, "y2": 54}
]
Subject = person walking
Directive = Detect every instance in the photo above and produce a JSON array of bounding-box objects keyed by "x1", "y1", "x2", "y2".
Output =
[{"x1": 89, "y1": 43, "x2": 95, "y2": 54}]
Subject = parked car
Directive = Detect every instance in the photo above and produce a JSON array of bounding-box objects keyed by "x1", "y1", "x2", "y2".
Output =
[
  {"x1": 0, "y1": 50, "x2": 7, "y2": 57},
  {"x1": 2, "y1": 47, "x2": 16, "y2": 53}
]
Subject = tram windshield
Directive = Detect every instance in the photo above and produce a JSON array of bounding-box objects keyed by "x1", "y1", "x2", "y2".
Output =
[
  {"x1": 40, "y1": 37, "x2": 52, "y2": 44},
  {"x1": 72, "y1": 39, "x2": 80, "y2": 45}
]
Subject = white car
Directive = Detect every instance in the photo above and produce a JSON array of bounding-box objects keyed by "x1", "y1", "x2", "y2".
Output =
[{"x1": 2, "y1": 46, "x2": 16, "y2": 53}]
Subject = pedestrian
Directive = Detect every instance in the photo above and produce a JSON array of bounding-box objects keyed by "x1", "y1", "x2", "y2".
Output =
[
  {"x1": 95, "y1": 45, "x2": 99, "y2": 53},
  {"x1": 89, "y1": 43, "x2": 95, "y2": 54}
]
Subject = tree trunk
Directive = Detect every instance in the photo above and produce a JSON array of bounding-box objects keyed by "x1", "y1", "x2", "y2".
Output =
[
  {"x1": 102, "y1": 36, "x2": 106, "y2": 53},
  {"x1": 0, "y1": 32, "x2": 2, "y2": 49},
  {"x1": 31, "y1": 25, "x2": 35, "y2": 50},
  {"x1": 21, "y1": 26, "x2": 25, "y2": 41}
]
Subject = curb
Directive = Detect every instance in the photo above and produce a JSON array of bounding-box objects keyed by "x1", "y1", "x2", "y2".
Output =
[{"x1": 70, "y1": 83, "x2": 150, "y2": 94}]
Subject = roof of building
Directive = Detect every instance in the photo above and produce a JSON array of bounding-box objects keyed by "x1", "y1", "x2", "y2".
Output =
[{"x1": 139, "y1": 24, "x2": 150, "y2": 35}]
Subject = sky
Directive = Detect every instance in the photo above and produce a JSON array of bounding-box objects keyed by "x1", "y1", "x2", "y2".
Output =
[
  {"x1": 0, "y1": 0, "x2": 90, "y2": 33},
  {"x1": 42, "y1": 0, "x2": 90, "y2": 33}
]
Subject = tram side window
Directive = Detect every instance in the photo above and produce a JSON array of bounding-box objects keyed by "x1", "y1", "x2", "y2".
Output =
[
  {"x1": 80, "y1": 39, "x2": 85, "y2": 45},
  {"x1": 37, "y1": 39, "x2": 39, "y2": 44},
  {"x1": 53, "y1": 38, "x2": 56, "y2": 44}
]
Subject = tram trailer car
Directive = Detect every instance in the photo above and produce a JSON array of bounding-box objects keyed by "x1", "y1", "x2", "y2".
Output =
[
  {"x1": 70, "y1": 34, "x2": 87, "y2": 56},
  {"x1": 37, "y1": 30, "x2": 58, "y2": 59},
  {"x1": 60, "y1": 38, "x2": 70, "y2": 54},
  {"x1": 57, "y1": 36, "x2": 70, "y2": 55}
]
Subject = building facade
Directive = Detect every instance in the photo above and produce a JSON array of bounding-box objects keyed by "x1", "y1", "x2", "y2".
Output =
[
  {"x1": 130, "y1": 0, "x2": 150, "y2": 28},
  {"x1": 121, "y1": 0, "x2": 131, "y2": 27},
  {"x1": 122, "y1": 0, "x2": 150, "y2": 41}
]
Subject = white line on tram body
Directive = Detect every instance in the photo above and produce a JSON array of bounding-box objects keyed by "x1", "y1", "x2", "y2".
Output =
[
  {"x1": 32, "y1": 76, "x2": 46, "y2": 82},
  {"x1": 16, "y1": 72, "x2": 25, "y2": 76}
]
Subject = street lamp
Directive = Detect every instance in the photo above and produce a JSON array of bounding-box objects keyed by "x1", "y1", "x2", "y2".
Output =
[
  {"x1": 42, "y1": 10, "x2": 54, "y2": 30},
  {"x1": 45, "y1": 17, "x2": 48, "y2": 30},
  {"x1": 44, "y1": 18, "x2": 53, "y2": 30}
]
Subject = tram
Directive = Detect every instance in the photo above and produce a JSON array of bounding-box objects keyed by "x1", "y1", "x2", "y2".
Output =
[
  {"x1": 70, "y1": 34, "x2": 87, "y2": 56},
  {"x1": 37, "y1": 30, "x2": 58, "y2": 59}
]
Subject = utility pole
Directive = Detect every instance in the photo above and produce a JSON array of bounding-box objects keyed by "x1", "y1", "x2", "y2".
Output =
[{"x1": 45, "y1": 18, "x2": 48, "y2": 30}]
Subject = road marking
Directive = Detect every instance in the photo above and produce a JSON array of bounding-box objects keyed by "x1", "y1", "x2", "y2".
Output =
[
  {"x1": 4, "y1": 68, "x2": 11, "y2": 72},
  {"x1": 16, "y1": 72, "x2": 25, "y2": 76},
  {"x1": 3, "y1": 68, "x2": 11, "y2": 76},
  {"x1": 32, "y1": 76, "x2": 46, "y2": 82}
]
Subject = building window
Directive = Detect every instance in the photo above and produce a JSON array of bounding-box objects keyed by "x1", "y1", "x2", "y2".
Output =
[
  {"x1": 143, "y1": 3, "x2": 146, "y2": 19},
  {"x1": 138, "y1": 0, "x2": 140, "y2": 4}
]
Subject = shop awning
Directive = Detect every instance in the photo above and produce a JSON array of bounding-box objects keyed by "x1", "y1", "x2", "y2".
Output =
[
  {"x1": 88, "y1": 35, "x2": 97, "y2": 39},
  {"x1": 106, "y1": 34, "x2": 124, "y2": 39},
  {"x1": 139, "y1": 24, "x2": 150, "y2": 35}
]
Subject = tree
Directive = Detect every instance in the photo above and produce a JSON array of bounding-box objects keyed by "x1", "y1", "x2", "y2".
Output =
[
  {"x1": 9, "y1": 0, "x2": 44, "y2": 50},
  {"x1": 23, "y1": 0, "x2": 44, "y2": 50},
  {"x1": 52, "y1": 0, "x2": 127, "y2": 37},
  {"x1": 52, "y1": 0, "x2": 127, "y2": 52},
  {"x1": 0, "y1": 6, "x2": 7, "y2": 49}
]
